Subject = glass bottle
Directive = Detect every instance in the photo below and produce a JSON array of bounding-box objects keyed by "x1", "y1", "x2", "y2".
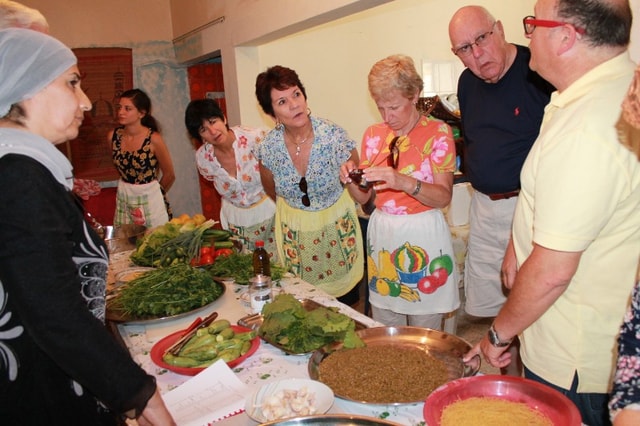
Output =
[{"x1": 252, "y1": 240, "x2": 271, "y2": 276}]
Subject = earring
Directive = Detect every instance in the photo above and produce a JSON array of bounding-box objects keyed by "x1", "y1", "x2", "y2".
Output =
[
  {"x1": 306, "y1": 108, "x2": 311, "y2": 116},
  {"x1": 275, "y1": 119, "x2": 283, "y2": 131}
]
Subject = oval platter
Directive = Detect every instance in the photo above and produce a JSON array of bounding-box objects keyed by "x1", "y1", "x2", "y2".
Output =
[{"x1": 150, "y1": 324, "x2": 259, "y2": 375}]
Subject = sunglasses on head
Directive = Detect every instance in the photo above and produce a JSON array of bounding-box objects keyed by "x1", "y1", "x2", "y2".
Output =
[
  {"x1": 387, "y1": 136, "x2": 400, "y2": 169},
  {"x1": 299, "y1": 177, "x2": 310, "y2": 207}
]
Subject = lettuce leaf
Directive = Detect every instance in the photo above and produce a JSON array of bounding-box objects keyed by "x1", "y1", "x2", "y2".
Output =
[{"x1": 258, "y1": 294, "x2": 364, "y2": 353}]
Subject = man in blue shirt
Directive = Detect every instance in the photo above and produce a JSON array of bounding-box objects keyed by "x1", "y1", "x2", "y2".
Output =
[{"x1": 448, "y1": 5, "x2": 552, "y2": 375}]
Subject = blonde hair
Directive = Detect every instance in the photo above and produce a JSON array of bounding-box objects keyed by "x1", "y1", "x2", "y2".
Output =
[
  {"x1": 368, "y1": 54, "x2": 423, "y2": 102},
  {"x1": 0, "y1": 1, "x2": 48, "y2": 32}
]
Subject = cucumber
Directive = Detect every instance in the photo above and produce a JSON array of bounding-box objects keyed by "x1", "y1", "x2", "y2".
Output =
[
  {"x1": 207, "y1": 319, "x2": 231, "y2": 334},
  {"x1": 204, "y1": 229, "x2": 232, "y2": 242},
  {"x1": 213, "y1": 240, "x2": 235, "y2": 249}
]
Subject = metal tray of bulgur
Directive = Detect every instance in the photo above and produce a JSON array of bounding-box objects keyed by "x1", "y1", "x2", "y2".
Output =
[
  {"x1": 237, "y1": 298, "x2": 368, "y2": 355},
  {"x1": 308, "y1": 326, "x2": 480, "y2": 405}
]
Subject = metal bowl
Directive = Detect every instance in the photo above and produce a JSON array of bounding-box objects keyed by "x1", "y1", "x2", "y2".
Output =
[
  {"x1": 100, "y1": 224, "x2": 146, "y2": 253},
  {"x1": 260, "y1": 414, "x2": 403, "y2": 425},
  {"x1": 423, "y1": 375, "x2": 582, "y2": 425},
  {"x1": 308, "y1": 326, "x2": 480, "y2": 405}
]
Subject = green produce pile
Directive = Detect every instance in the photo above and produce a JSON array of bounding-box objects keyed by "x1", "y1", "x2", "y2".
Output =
[
  {"x1": 203, "y1": 252, "x2": 286, "y2": 284},
  {"x1": 258, "y1": 294, "x2": 364, "y2": 353},
  {"x1": 163, "y1": 319, "x2": 256, "y2": 368},
  {"x1": 110, "y1": 264, "x2": 224, "y2": 317},
  {"x1": 130, "y1": 219, "x2": 233, "y2": 267}
]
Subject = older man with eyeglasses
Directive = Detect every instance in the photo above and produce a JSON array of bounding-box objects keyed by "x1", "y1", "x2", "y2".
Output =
[
  {"x1": 462, "y1": 1, "x2": 639, "y2": 425},
  {"x1": 448, "y1": 5, "x2": 553, "y2": 377}
]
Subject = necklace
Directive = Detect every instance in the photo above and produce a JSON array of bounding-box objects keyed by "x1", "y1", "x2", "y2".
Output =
[
  {"x1": 293, "y1": 137, "x2": 312, "y2": 156},
  {"x1": 287, "y1": 132, "x2": 313, "y2": 156}
]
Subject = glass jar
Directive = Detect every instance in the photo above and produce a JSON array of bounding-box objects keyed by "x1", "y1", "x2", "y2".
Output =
[{"x1": 249, "y1": 274, "x2": 272, "y2": 314}]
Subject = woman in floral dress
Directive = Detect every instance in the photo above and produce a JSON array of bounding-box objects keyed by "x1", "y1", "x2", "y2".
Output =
[
  {"x1": 609, "y1": 65, "x2": 640, "y2": 426},
  {"x1": 254, "y1": 65, "x2": 363, "y2": 298},
  {"x1": 185, "y1": 98, "x2": 275, "y2": 256},
  {"x1": 342, "y1": 54, "x2": 459, "y2": 330}
]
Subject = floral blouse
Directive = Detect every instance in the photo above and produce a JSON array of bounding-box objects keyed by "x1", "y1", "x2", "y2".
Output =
[
  {"x1": 196, "y1": 126, "x2": 268, "y2": 207},
  {"x1": 609, "y1": 281, "x2": 640, "y2": 418},
  {"x1": 360, "y1": 115, "x2": 456, "y2": 215},
  {"x1": 255, "y1": 116, "x2": 356, "y2": 211}
]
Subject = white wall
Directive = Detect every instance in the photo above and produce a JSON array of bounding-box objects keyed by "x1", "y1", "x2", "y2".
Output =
[
  {"x1": 15, "y1": 0, "x2": 640, "y2": 217},
  {"x1": 246, "y1": 0, "x2": 538, "y2": 140}
]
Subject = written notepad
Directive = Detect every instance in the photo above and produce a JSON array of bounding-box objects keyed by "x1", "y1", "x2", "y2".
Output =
[{"x1": 163, "y1": 359, "x2": 248, "y2": 425}]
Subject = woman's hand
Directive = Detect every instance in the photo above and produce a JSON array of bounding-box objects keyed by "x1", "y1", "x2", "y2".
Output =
[
  {"x1": 340, "y1": 159, "x2": 358, "y2": 185},
  {"x1": 136, "y1": 388, "x2": 176, "y2": 426},
  {"x1": 363, "y1": 166, "x2": 407, "y2": 192}
]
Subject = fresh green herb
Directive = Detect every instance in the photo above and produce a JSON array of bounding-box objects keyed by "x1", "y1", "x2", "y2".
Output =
[
  {"x1": 130, "y1": 220, "x2": 233, "y2": 267},
  {"x1": 110, "y1": 264, "x2": 224, "y2": 317},
  {"x1": 203, "y1": 253, "x2": 286, "y2": 284},
  {"x1": 258, "y1": 294, "x2": 364, "y2": 353}
]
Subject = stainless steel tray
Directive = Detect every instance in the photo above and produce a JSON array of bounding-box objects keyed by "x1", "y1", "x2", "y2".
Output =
[
  {"x1": 260, "y1": 414, "x2": 402, "y2": 426},
  {"x1": 238, "y1": 299, "x2": 367, "y2": 354},
  {"x1": 308, "y1": 326, "x2": 480, "y2": 405}
]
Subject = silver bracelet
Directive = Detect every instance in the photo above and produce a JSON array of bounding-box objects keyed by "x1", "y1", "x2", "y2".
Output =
[{"x1": 411, "y1": 179, "x2": 422, "y2": 196}]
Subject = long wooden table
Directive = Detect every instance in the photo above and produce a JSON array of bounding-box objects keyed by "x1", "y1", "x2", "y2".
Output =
[{"x1": 109, "y1": 251, "x2": 429, "y2": 425}]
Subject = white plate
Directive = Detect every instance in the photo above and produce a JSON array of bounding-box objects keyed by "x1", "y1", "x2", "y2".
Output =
[{"x1": 245, "y1": 378, "x2": 334, "y2": 423}]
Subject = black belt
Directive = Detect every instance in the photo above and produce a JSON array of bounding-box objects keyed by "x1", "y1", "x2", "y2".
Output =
[{"x1": 484, "y1": 189, "x2": 520, "y2": 201}]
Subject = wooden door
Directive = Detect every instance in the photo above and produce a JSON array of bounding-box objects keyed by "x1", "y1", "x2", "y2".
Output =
[{"x1": 187, "y1": 61, "x2": 225, "y2": 224}]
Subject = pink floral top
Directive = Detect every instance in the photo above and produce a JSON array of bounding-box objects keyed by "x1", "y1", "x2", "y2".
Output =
[
  {"x1": 360, "y1": 115, "x2": 456, "y2": 215},
  {"x1": 196, "y1": 126, "x2": 268, "y2": 207}
]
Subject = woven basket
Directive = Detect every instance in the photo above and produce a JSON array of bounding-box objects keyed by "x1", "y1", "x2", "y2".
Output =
[{"x1": 417, "y1": 96, "x2": 461, "y2": 123}]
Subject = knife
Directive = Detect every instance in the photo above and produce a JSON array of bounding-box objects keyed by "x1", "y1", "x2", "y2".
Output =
[{"x1": 164, "y1": 311, "x2": 219, "y2": 356}]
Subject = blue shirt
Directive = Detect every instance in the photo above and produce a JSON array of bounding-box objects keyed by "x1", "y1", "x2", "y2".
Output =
[{"x1": 458, "y1": 44, "x2": 553, "y2": 194}]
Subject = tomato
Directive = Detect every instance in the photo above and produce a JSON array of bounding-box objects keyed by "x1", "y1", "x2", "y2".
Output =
[
  {"x1": 214, "y1": 248, "x2": 234, "y2": 258},
  {"x1": 190, "y1": 257, "x2": 198, "y2": 267},
  {"x1": 200, "y1": 253, "x2": 215, "y2": 265},
  {"x1": 200, "y1": 246, "x2": 212, "y2": 256}
]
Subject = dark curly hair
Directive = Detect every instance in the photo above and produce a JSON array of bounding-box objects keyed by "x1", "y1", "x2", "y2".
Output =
[
  {"x1": 255, "y1": 65, "x2": 307, "y2": 117},
  {"x1": 184, "y1": 98, "x2": 226, "y2": 141}
]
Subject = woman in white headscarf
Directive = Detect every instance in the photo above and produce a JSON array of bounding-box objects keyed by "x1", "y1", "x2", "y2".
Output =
[{"x1": 0, "y1": 28, "x2": 174, "y2": 425}]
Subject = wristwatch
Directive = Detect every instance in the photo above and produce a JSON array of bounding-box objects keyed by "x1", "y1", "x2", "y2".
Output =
[{"x1": 488, "y1": 324, "x2": 513, "y2": 347}]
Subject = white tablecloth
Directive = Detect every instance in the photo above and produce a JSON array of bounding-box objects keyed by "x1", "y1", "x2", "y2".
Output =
[{"x1": 109, "y1": 250, "x2": 429, "y2": 425}]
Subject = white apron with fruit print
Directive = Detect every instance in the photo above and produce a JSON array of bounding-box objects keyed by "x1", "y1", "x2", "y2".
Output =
[{"x1": 367, "y1": 208, "x2": 460, "y2": 315}]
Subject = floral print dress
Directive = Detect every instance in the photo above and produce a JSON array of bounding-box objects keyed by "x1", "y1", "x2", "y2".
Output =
[
  {"x1": 196, "y1": 126, "x2": 276, "y2": 254},
  {"x1": 609, "y1": 281, "x2": 640, "y2": 419},
  {"x1": 255, "y1": 116, "x2": 364, "y2": 297},
  {"x1": 361, "y1": 116, "x2": 460, "y2": 316}
]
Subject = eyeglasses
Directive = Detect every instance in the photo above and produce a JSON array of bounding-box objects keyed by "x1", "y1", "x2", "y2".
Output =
[
  {"x1": 522, "y1": 15, "x2": 585, "y2": 35},
  {"x1": 452, "y1": 22, "x2": 496, "y2": 57},
  {"x1": 299, "y1": 177, "x2": 310, "y2": 207},
  {"x1": 387, "y1": 136, "x2": 400, "y2": 169}
]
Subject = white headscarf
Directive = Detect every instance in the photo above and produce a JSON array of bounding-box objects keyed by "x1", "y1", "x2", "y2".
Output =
[
  {"x1": 0, "y1": 27, "x2": 76, "y2": 116},
  {"x1": 0, "y1": 28, "x2": 77, "y2": 189}
]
